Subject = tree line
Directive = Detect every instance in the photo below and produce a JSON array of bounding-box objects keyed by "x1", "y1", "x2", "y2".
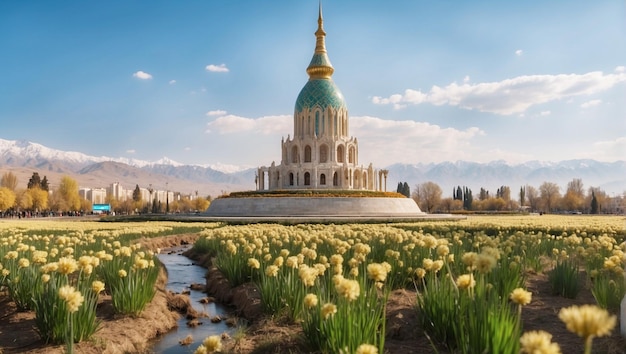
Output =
[
  {"x1": 0, "y1": 172, "x2": 85, "y2": 217},
  {"x1": 0, "y1": 172, "x2": 211, "y2": 217},
  {"x1": 404, "y1": 178, "x2": 624, "y2": 214},
  {"x1": 125, "y1": 184, "x2": 210, "y2": 215}
]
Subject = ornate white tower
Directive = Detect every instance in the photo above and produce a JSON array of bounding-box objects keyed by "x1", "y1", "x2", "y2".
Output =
[{"x1": 257, "y1": 5, "x2": 379, "y2": 191}]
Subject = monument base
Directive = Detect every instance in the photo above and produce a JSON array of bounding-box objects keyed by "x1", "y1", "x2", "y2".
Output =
[{"x1": 204, "y1": 196, "x2": 425, "y2": 217}]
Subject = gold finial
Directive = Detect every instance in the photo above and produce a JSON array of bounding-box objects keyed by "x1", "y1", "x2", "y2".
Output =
[
  {"x1": 314, "y1": 1, "x2": 326, "y2": 54},
  {"x1": 318, "y1": 1, "x2": 323, "y2": 28},
  {"x1": 307, "y1": 1, "x2": 334, "y2": 79}
]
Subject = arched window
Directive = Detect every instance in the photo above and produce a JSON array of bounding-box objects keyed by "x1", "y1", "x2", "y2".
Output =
[
  {"x1": 363, "y1": 172, "x2": 367, "y2": 189},
  {"x1": 304, "y1": 145, "x2": 312, "y2": 163},
  {"x1": 337, "y1": 145, "x2": 344, "y2": 163},
  {"x1": 291, "y1": 146, "x2": 299, "y2": 163},
  {"x1": 304, "y1": 172, "x2": 311, "y2": 186},
  {"x1": 320, "y1": 174, "x2": 326, "y2": 185},
  {"x1": 289, "y1": 173, "x2": 294, "y2": 186},
  {"x1": 348, "y1": 146, "x2": 355, "y2": 164},
  {"x1": 319, "y1": 145, "x2": 328, "y2": 163},
  {"x1": 333, "y1": 172, "x2": 338, "y2": 186}
]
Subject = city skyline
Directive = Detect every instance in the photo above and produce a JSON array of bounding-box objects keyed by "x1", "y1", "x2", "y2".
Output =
[{"x1": 1, "y1": 1, "x2": 624, "y2": 171}]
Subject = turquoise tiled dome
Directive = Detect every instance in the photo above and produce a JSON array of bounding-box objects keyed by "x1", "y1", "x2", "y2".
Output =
[{"x1": 295, "y1": 79, "x2": 346, "y2": 112}]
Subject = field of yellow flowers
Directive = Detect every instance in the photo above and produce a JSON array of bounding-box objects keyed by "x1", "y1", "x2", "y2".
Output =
[
  {"x1": 0, "y1": 215, "x2": 625, "y2": 354},
  {"x1": 0, "y1": 219, "x2": 217, "y2": 353},
  {"x1": 191, "y1": 215, "x2": 626, "y2": 354}
]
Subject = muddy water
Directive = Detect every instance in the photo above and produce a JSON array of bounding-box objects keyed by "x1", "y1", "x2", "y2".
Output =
[{"x1": 150, "y1": 247, "x2": 235, "y2": 353}]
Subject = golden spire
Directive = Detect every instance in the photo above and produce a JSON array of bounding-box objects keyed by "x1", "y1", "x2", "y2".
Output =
[
  {"x1": 314, "y1": 2, "x2": 326, "y2": 54},
  {"x1": 306, "y1": 1, "x2": 334, "y2": 80}
]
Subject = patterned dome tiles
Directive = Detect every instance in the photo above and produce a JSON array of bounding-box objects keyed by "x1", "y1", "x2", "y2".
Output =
[{"x1": 295, "y1": 79, "x2": 346, "y2": 112}]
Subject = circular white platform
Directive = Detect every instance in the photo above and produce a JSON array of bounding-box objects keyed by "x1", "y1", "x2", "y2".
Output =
[{"x1": 203, "y1": 196, "x2": 425, "y2": 217}]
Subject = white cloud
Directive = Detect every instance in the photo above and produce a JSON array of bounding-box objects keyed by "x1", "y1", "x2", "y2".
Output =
[
  {"x1": 169, "y1": 79, "x2": 176, "y2": 85},
  {"x1": 126, "y1": 149, "x2": 136, "y2": 154},
  {"x1": 202, "y1": 113, "x2": 540, "y2": 166},
  {"x1": 580, "y1": 99, "x2": 602, "y2": 108},
  {"x1": 350, "y1": 116, "x2": 485, "y2": 164},
  {"x1": 132, "y1": 71, "x2": 152, "y2": 80},
  {"x1": 580, "y1": 136, "x2": 626, "y2": 161},
  {"x1": 463, "y1": 75, "x2": 470, "y2": 83},
  {"x1": 206, "y1": 110, "x2": 227, "y2": 116},
  {"x1": 184, "y1": 147, "x2": 191, "y2": 151},
  {"x1": 539, "y1": 110, "x2": 551, "y2": 116},
  {"x1": 206, "y1": 114, "x2": 291, "y2": 134},
  {"x1": 616, "y1": 66, "x2": 625, "y2": 73},
  {"x1": 372, "y1": 70, "x2": 626, "y2": 115},
  {"x1": 205, "y1": 64, "x2": 229, "y2": 73},
  {"x1": 515, "y1": 49, "x2": 523, "y2": 56}
]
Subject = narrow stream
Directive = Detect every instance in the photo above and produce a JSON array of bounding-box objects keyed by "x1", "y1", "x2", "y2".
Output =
[{"x1": 150, "y1": 246, "x2": 235, "y2": 353}]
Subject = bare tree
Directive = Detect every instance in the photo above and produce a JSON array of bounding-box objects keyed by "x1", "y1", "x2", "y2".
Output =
[
  {"x1": 539, "y1": 182, "x2": 561, "y2": 213},
  {"x1": 439, "y1": 197, "x2": 462, "y2": 213},
  {"x1": 526, "y1": 185, "x2": 539, "y2": 211},
  {"x1": 561, "y1": 178, "x2": 585, "y2": 212},
  {"x1": 1, "y1": 172, "x2": 18, "y2": 191},
  {"x1": 413, "y1": 181, "x2": 442, "y2": 213}
]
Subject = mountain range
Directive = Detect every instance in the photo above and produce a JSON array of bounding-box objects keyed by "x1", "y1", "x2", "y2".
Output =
[{"x1": 0, "y1": 138, "x2": 624, "y2": 198}]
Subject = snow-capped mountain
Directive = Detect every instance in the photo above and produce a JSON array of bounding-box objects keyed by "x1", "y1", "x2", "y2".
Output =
[
  {"x1": 0, "y1": 138, "x2": 624, "y2": 197},
  {"x1": 0, "y1": 138, "x2": 247, "y2": 173},
  {"x1": 0, "y1": 138, "x2": 253, "y2": 196},
  {"x1": 385, "y1": 160, "x2": 626, "y2": 197}
]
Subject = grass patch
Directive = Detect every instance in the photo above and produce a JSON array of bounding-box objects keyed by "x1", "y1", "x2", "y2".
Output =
[{"x1": 222, "y1": 189, "x2": 407, "y2": 199}]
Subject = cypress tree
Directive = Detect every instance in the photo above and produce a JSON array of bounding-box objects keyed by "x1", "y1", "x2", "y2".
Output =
[
  {"x1": 591, "y1": 191, "x2": 598, "y2": 214},
  {"x1": 132, "y1": 184, "x2": 142, "y2": 202},
  {"x1": 402, "y1": 182, "x2": 410, "y2": 197}
]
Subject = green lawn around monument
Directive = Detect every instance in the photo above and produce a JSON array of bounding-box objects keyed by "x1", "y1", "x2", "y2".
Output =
[{"x1": 221, "y1": 189, "x2": 406, "y2": 198}]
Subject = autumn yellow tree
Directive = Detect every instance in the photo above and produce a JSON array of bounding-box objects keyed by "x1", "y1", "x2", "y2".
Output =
[
  {"x1": 193, "y1": 196, "x2": 210, "y2": 212},
  {"x1": 178, "y1": 196, "x2": 193, "y2": 213},
  {"x1": 16, "y1": 189, "x2": 33, "y2": 211},
  {"x1": 80, "y1": 198, "x2": 93, "y2": 213},
  {"x1": 0, "y1": 187, "x2": 16, "y2": 211},
  {"x1": 57, "y1": 176, "x2": 81, "y2": 211},
  {"x1": 169, "y1": 199, "x2": 180, "y2": 213},
  {"x1": 105, "y1": 194, "x2": 119, "y2": 212},
  {"x1": 28, "y1": 187, "x2": 49, "y2": 212}
]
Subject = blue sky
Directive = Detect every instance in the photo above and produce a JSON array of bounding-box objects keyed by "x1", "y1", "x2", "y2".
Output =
[{"x1": 1, "y1": 0, "x2": 624, "y2": 171}]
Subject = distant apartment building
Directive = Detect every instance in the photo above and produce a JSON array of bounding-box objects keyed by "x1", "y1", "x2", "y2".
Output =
[
  {"x1": 154, "y1": 190, "x2": 174, "y2": 204},
  {"x1": 75, "y1": 182, "x2": 187, "y2": 208},
  {"x1": 108, "y1": 182, "x2": 127, "y2": 201},
  {"x1": 79, "y1": 187, "x2": 107, "y2": 204}
]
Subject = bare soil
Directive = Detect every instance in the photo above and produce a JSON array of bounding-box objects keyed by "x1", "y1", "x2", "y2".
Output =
[{"x1": 1, "y1": 233, "x2": 625, "y2": 354}]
